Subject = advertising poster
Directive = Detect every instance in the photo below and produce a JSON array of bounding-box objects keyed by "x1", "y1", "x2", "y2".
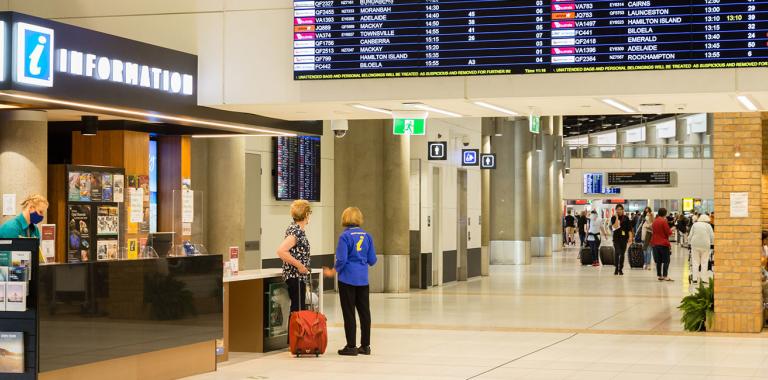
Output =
[
  {"x1": 113, "y1": 174, "x2": 125, "y2": 203},
  {"x1": 229, "y1": 246, "x2": 240, "y2": 275},
  {"x1": 139, "y1": 238, "x2": 148, "y2": 256},
  {"x1": 68, "y1": 204, "x2": 92, "y2": 262},
  {"x1": 129, "y1": 188, "x2": 144, "y2": 223},
  {"x1": 102, "y1": 174, "x2": 113, "y2": 202},
  {"x1": 97, "y1": 206, "x2": 119, "y2": 235},
  {"x1": 182, "y1": 190, "x2": 194, "y2": 223},
  {"x1": 2, "y1": 194, "x2": 15, "y2": 216},
  {"x1": 68, "y1": 171, "x2": 81, "y2": 201},
  {"x1": 79, "y1": 173, "x2": 91, "y2": 201},
  {"x1": 40, "y1": 224, "x2": 56, "y2": 264},
  {"x1": 5, "y1": 283, "x2": 25, "y2": 312},
  {"x1": 127, "y1": 175, "x2": 137, "y2": 189},
  {"x1": 0, "y1": 332, "x2": 24, "y2": 373},
  {"x1": 138, "y1": 175, "x2": 150, "y2": 202},
  {"x1": 127, "y1": 239, "x2": 138, "y2": 260}
]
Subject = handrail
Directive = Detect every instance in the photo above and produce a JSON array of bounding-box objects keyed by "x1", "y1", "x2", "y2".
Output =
[{"x1": 565, "y1": 144, "x2": 712, "y2": 159}]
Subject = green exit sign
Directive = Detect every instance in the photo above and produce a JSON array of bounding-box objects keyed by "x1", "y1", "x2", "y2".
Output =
[
  {"x1": 393, "y1": 118, "x2": 426, "y2": 136},
  {"x1": 529, "y1": 115, "x2": 541, "y2": 134}
]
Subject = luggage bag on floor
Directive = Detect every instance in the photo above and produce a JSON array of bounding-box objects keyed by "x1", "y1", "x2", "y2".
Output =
[
  {"x1": 628, "y1": 243, "x2": 644, "y2": 269},
  {"x1": 600, "y1": 245, "x2": 615, "y2": 266},
  {"x1": 580, "y1": 246, "x2": 593, "y2": 265},
  {"x1": 289, "y1": 280, "x2": 328, "y2": 357}
]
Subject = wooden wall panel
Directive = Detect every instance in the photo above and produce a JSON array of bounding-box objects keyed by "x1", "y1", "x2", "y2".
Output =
[
  {"x1": 46, "y1": 164, "x2": 67, "y2": 263},
  {"x1": 157, "y1": 136, "x2": 191, "y2": 240}
]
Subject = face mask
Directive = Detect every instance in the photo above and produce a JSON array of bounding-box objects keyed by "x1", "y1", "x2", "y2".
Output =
[{"x1": 29, "y1": 211, "x2": 44, "y2": 225}]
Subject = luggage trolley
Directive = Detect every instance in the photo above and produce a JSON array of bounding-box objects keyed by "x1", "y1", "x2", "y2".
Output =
[{"x1": 687, "y1": 245, "x2": 714, "y2": 284}]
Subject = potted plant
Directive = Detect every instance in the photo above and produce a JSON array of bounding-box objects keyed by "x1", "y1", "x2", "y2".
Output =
[{"x1": 678, "y1": 280, "x2": 714, "y2": 332}]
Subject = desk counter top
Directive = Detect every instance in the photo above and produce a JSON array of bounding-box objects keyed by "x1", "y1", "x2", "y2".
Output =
[{"x1": 224, "y1": 268, "x2": 322, "y2": 283}]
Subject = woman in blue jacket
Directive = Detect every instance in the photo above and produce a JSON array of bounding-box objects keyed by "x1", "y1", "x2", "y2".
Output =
[{"x1": 324, "y1": 207, "x2": 377, "y2": 356}]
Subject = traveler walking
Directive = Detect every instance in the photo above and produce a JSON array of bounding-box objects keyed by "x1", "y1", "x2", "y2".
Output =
[
  {"x1": 610, "y1": 205, "x2": 633, "y2": 276},
  {"x1": 277, "y1": 200, "x2": 312, "y2": 313},
  {"x1": 688, "y1": 214, "x2": 714, "y2": 284},
  {"x1": 651, "y1": 208, "x2": 674, "y2": 282},
  {"x1": 676, "y1": 214, "x2": 689, "y2": 247},
  {"x1": 565, "y1": 211, "x2": 576, "y2": 246},
  {"x1": 586, "y1": 210, "x2": 603, "y2": 267},
  {"x1": 323, "y1": 207, "x2": 377, "y2": 356},
  {"x1": 577, "y1": 211, "x2": 588, "y2": 247},
  {"x1": 641, "y1": 207, "x2": 654, "y2": 271}
]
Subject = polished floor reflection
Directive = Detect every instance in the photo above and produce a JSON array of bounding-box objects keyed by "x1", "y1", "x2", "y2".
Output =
[{"x1": 185, "y1": 245, "x2": 768, "y2": 380}]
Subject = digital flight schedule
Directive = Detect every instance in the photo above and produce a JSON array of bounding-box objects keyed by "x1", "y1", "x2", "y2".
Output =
[{"x1": 292, "y1": 0, "x2": 768, "y2": 80}]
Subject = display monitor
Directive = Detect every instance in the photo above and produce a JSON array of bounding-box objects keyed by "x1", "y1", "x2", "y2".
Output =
[
  {"x1": 293, "y1": 1, "x2": 768, "y2": 80},
  {"x1": 583, "y1": 173, "x2": 604, "y2": 195},
  {"x1": 273, "y1": 136, "x2": 322, "y2": 201}
]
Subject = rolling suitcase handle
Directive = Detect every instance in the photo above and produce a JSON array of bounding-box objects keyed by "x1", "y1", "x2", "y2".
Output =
[{"x1": 294, "y1": 273, "x2": 318, "y2": 313}]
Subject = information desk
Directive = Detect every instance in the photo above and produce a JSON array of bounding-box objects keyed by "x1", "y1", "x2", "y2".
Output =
[
  {"x1": 36, "y1": 255, "x2": 223, "y2": 379},
  {"x1": 223, "y1": 269, "x2": 323, "y2": 359}
]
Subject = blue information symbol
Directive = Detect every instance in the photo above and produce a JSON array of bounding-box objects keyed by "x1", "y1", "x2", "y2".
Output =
[
  {"x1": 16, "y1": 23, "x2": 55, "y2": 87},
  {"x1": 462, "y1": 149, "x2": 479, "y2": 166}
]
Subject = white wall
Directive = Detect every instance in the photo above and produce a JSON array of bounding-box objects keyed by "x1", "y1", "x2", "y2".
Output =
[
  {"x1": 244, "y1": 122, "x2": 336, "y2": 263},
  {"x1": 565, "y1": 158, "x2": 714, "y2": 201},
  {"x1": 409, "y1": 118, "x2": 482, "y2": 284}
]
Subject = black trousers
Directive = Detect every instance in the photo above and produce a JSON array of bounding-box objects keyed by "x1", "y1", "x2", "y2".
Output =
[
  {"x1": 614, "y1": 239, "x2": 628, "y2": 271},
  {"x1": 338, "y1": 281, "x2": 371, "y2": 348},
  {"x1": 653, "y1": 245, "x2": 671, "y2": 278},
  {"x1": 578, "y1": 230, "x2": 586, "y2": 247},
  {"x1": 286, "y1": 277, "x2": 307, "y2": 313}
]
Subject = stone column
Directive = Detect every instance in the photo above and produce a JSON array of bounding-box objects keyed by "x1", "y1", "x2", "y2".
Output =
[
  {"x1": 644, "y1": 121, "x2": 657, "y2": 158},
  {"x1": 531, "y1": 117, "x2": 553, "y2": 257},
  {"x1": 490, "y1": 118, "x2": 532, "y2": 264},
  {"x1": 481, "y1": 134, "x2": 491, "y2": 275},
  {"x1": 382, "y1": 128, "x2": 410, "y2": 293},
  {"x1": 207, "y1": 137, "x2": 245, "y2": 259},
  {"x1": 0, "y1": 110, "x2": 48, "y2": 223},
  {"x1": 676, "y1": 115, "x2": 689, "y2": 157},
  {"x1": 552, "y1": 116, "x2": 564, "y2": 252},
  {"x1": 710, "y1": 112, "x2": 764, "y2": 333}
]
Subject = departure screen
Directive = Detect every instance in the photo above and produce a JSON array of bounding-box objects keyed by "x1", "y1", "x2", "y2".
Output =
[
  {"x1": 273, "y1": 136, "x2": 322, "y2": 201},
  {"x1": 292, "y1": 1, "x2": 768, "y2": 80}
]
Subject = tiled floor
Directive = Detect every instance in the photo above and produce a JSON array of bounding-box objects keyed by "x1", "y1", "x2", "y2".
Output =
[{"x1": 184, "y1": 245, "x2": 768, "y2": 380}]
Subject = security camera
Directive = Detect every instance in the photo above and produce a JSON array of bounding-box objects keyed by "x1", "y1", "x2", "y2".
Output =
[
  {"x1": 461, "y1": 136, "x2": 471, "y2": 147},
  {"x1": 331, "y1": 120, "x2": 349, "y2": 139}
]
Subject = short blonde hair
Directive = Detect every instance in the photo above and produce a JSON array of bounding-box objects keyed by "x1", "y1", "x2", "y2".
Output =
[
  {"x1": 290, "y1": 200, "x2": 311, "y2": 222},
  {"x1": 21, "y1": 194, "x2": 48, "y2": 210},
  {"x1": 341, "y1": 207, "x2": 364, "y2": 227}
]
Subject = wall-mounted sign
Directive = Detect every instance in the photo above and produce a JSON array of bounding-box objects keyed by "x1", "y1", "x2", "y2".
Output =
[
  {"x1": 683, "y1": 198, "x2": 694, "y2": 212},
  {"x1": 462, "y1": 149, "x2": 479, "y2": 166},
  {"x1": 480, "y1": 154, "x2": 496, "y2": 169},
  {"x1": 393, "y1": 117, "x2": 425, "y2": 136},
  {"x1": 603, "y1": 199, "x2": 626, "y2": 204},
  {"x1": 529, "y1": 115, "x2": 541, "y2": 134},
  {"x1": 730, "y1": 192, "x2": 748, "y2": 218},
  {"x1": 583, "y1": 173, "x2": 603, "y2": 195},
  {"x1": 428, "y1": 141, "x2": 447, "y2": 160},
  {"x1": 607, "y1": 172, "x2": 671, "y2": 186}
]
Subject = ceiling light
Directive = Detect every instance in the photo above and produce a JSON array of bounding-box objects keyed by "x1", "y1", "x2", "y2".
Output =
[
  {"x1": 473, "y1": 101, "x2": 519, "y2": 116},
  {"x1": 0, "y1": 92, "x2": 295, "y2": 136},
  {"x1": 350, "y1": 103, "x2": 392, "y2": 115},
  {"x1": 191, "y1": 134, "x2": 295, "y2": 138},
  {"x1": 81, "y1": 115, "x2": 98, "y2": 136},
  {"x1": 602, "y1": 98, "x2": 637, "y2": 113},
  {"x1": 409, "y1": 103, "x2": 462, "y2": 118},
  {"x1": 736, "y1": 95, "x2": 759, "y2": 111}
]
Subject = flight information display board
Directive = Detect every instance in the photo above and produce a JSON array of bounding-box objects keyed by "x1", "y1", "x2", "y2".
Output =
[
  {"x1": 608, "y1": 172, "x2": 671, "y2": 185},
  {"x1": 293, "y1": 1, "x2": 768, "y2": 80},
  {"x1": 273, "y1": 136, "x2": 322, "y2": 201}
]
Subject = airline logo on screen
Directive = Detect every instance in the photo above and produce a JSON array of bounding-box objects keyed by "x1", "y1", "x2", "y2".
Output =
[
  {"x1": 15, "y1": 22, "x2": 54, "y2": 87},
  {"x1": 13, "y1": 22, "x2": 194, "y2": 96}
]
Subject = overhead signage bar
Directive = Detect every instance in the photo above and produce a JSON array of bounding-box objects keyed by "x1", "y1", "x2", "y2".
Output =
[
  {"x1": 608, "y1": 172, "x2": 672, "y2": 186},
  {"x1": 293, "y1": 1, "x2": 768, "y2": 80}
]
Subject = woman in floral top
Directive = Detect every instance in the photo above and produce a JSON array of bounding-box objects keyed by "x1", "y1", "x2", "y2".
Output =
[{"x1": 277, "y1": 200, "x2": 312, "y2": 312}]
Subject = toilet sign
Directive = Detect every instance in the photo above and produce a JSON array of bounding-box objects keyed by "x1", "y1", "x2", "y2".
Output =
[
  {"x1": 428, "y1": 141, "x2": 447, "y2": 160},
  {"x1": 462, "y1": 149, "x2": 479, "y2": 166},
  {"x1": 480, "y1": 154, "x2": 496, "y2": 169}
]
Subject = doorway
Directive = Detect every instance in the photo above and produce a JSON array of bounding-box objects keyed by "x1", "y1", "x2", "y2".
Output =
[
  {"x1": 457, "y1": 169, "x2": 468, "y2": 281},
  {"x1": 432, "y1": 167, "x2": 441, "y2": 286},
  {"x1": 244, "y1": 153, "x2": 262, "y2": 270}
]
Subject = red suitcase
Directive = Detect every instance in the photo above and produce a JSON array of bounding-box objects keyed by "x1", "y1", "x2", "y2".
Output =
[{"x1": 289, "y1": 280, "x2": 327, "y2": 357}]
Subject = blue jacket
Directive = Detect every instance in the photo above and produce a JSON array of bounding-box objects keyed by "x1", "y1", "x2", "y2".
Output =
[{"x1": 335, "y1": 227, "x2": 377, "y2": 286}]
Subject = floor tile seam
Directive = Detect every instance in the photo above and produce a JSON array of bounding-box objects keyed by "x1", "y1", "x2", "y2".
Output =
[
  {"x1": 387, "y1": 291, "x2": 681, "y2": 300},
  {"x1": 325, "y1": 323, "x2": 768, "y2": 338},
  {"x1": 463, "y1": 333, "x2": 580, "y2": 380}
]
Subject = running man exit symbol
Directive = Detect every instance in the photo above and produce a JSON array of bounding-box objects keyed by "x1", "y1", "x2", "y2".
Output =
[
  {"x1": 427, "y1": 141, "x2": 447, "y2": 160},
  {"x1": 481, "y1": 154, "x2": 496, "y2": 169},
  {"x1": 393, "y1": 118, "x2": 426, "y2": 135}
]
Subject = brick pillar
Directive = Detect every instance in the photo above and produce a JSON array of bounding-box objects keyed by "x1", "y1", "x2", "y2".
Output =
[{"x1": 712, "y1": 112, "x2": 765, "y2": 333}]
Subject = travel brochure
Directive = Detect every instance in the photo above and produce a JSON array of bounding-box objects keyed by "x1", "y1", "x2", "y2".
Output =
[
  {"x1": 68, "y1": 169, "x2": 124, "y2": 203},
  {"x1": 67, "y1": 204, "x2": 92, "y2": 263},
  {"x1": 0, "y1": 332, "x2": 24, "y2": 373},
  {"x1": 96, "y1": 240, "x2": 119, "y2": 261},
  {"x1": 0, "y1": 251, "x2": 30, "y2": 312},
  {"x1": 97, "y1": 206, "x2": 119, "y2": 235}
]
